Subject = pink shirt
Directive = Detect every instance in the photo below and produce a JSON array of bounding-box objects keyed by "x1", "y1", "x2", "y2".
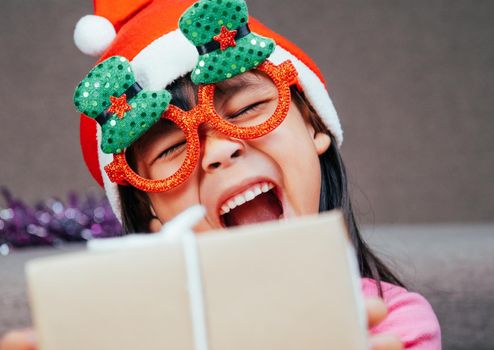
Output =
[{"x1": 362, "y1": 278, "x2": 441, "y2": 349}]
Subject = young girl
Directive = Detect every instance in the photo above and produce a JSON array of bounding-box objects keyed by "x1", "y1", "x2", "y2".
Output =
[{"x1": 1, "y1": 0, "x2": 440, "y2": 349}]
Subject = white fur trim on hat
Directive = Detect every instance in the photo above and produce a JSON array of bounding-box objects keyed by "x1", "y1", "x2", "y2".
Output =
[
  {"x1": 269, "y1": 47, "x2": 343, "y2": 147},
  {"x1": 74, "y1": 15, "x2": 116, "y2": 57},
  {"x1": 132, "y1": 29, "x2": 198, "y2": 91}
]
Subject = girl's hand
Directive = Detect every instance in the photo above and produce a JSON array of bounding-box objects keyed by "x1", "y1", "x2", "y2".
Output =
[
  {"x1": 366, "y1": 298, "x2": 403, "y2": 350},
  {"x1": 1, "y1": 299, "x2": 401, "y2": 350},
  {"x1": 0, "y1": 329, "x2": 36, "y2": 350}
]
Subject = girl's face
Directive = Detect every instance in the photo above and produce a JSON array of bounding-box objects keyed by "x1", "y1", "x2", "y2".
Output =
[{"x1": 132, "y1": 68, "x2": 331, "y2": 232}]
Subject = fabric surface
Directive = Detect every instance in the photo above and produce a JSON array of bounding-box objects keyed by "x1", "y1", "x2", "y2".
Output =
[{"x1": 362, "y1": 278, "x2": 441, "y2": 350}]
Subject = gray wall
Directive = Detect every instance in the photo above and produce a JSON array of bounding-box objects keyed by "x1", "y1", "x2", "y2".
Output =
[{"x1": 0, "y1": 0, "x2": 493, "y2": 224}]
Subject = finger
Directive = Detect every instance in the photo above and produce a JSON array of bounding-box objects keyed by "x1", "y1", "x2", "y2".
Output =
[
  {"x1": 0, "y1": 329, "x2": 37, "y2": 350},
  {"x1": 366, "y1": 297, "x2": 388, "y2": 328},
  {"x1": 370, "y1": 333, "x2": 403, "y2": 350}
]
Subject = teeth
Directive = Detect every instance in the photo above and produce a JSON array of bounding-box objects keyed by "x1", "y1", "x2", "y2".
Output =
[
  {"x1": 234, "y1": 195, "x2": 246, "y2": 206},
  {"x1": 219, "y1": 182, "x2": 276, "y2": 216},
  {"x1": 245, "y1": 190, "x2": 256, "y2": 201},
  {"x1": 261, "y1": 182, "x2": 274, "y2": 193},
  {"x1": 220, "y1": 199, "x2": 238, "y2": 216},
  {"x1": 221, "y1": 205, "x2": 231, "y2": 214}
]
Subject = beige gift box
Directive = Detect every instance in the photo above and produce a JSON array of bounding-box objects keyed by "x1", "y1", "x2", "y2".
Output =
[{"x1": 27, "y1": 210, "x2": 367, "y2": 350}]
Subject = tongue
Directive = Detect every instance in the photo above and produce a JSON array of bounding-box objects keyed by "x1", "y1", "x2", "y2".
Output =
[{"x1": 223, "y1": 191, "x2": 283, "y2": 227}]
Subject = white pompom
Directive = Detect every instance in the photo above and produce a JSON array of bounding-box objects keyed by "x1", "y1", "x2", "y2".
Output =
[{"x1": 74, "y1": 15, "x2": 116, "y2": 57}]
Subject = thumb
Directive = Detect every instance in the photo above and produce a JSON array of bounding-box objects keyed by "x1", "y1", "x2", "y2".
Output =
[
  {"x1": 0, "y1": 329, "x2": 37, "y2": 350},
  {"x1": 366, "y1": 297, "x2": 388, "y2": 328}
]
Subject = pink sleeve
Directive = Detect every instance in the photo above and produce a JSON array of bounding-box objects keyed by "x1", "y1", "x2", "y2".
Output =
[{"x1": 361, "y1": 278, "x2": 441, "y2": 350}]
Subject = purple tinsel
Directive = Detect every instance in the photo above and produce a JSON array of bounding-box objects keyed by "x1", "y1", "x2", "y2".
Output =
[{"x1": 0, "y1": 188, "x2": 122, "y2": 254}]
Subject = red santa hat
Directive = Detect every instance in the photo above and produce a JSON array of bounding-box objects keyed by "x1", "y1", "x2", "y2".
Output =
[{"x1": 74, "y1": 0, "x2": 343, "y2": 220}]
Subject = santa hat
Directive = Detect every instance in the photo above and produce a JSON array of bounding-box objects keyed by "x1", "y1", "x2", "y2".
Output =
[{"x1": 74, "y1": 0, "x2": 343, "y2": 221}]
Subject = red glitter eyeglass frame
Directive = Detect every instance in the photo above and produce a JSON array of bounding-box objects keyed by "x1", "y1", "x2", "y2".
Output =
[{"x1": 104, "y1": 60, "x2": 299, "y2": 193}]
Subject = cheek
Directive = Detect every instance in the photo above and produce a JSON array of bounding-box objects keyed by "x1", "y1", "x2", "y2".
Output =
[
  {"x1": 147, "y1": 168, "x2": 202, "y2": 222},
  {"x1": 146, "y1": 167, "x2": 217, "y2": 232},
  {"x1": 263, "y1": 103, "x2": 318, "y2": 168},
  {"x1": 281, "y1": 134, "x2": 321, "y2": 213},
  {"x1": 251, "y1": 104, "x2": 322, "y2": 213}
]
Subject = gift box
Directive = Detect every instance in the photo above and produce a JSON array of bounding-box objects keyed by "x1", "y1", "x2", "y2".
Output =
[{"x1": 27, "y1": 210, "x2": 367, "y2": 350}]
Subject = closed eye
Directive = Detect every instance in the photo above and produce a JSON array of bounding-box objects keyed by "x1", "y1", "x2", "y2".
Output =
[
  {"x1": 228, "y1": 101, "x2": 266, "y2": 119},
  {"x1": 157, "y1": 140, "x2": 186, "y2": 160}
]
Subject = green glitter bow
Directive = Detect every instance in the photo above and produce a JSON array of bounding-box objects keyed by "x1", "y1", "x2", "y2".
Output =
[
  {"x1": 179, "y1": 0, "x2": 276, "y2": 85},
  {"x1": 74, "y1": 56, "x2": 171, "y2": 154}
]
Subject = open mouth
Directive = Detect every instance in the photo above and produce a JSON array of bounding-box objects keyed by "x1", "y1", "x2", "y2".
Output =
[{"x1": 219, "y1": 182, "x2": 284, "y2": 228}]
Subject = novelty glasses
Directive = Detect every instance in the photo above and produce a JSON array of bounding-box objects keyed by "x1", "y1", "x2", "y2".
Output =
[{"x1": 105, "y1": 60, "x2": 299, "y2": 192}]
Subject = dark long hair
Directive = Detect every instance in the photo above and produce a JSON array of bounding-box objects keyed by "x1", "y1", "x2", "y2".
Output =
[
  {"x1": 291, "y1": 87, "x2": 405, "y2": 293},
  {"x1": 118, "y1": 75, "x2": 404, "y2": 295},
  {"x1": 319, "y1": 139, "x2": 405, "y2": 293}
]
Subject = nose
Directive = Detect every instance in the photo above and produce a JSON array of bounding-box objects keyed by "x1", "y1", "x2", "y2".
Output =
[{"x1": 200, "y1": 129, "x2": 245, "y2": 173}]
